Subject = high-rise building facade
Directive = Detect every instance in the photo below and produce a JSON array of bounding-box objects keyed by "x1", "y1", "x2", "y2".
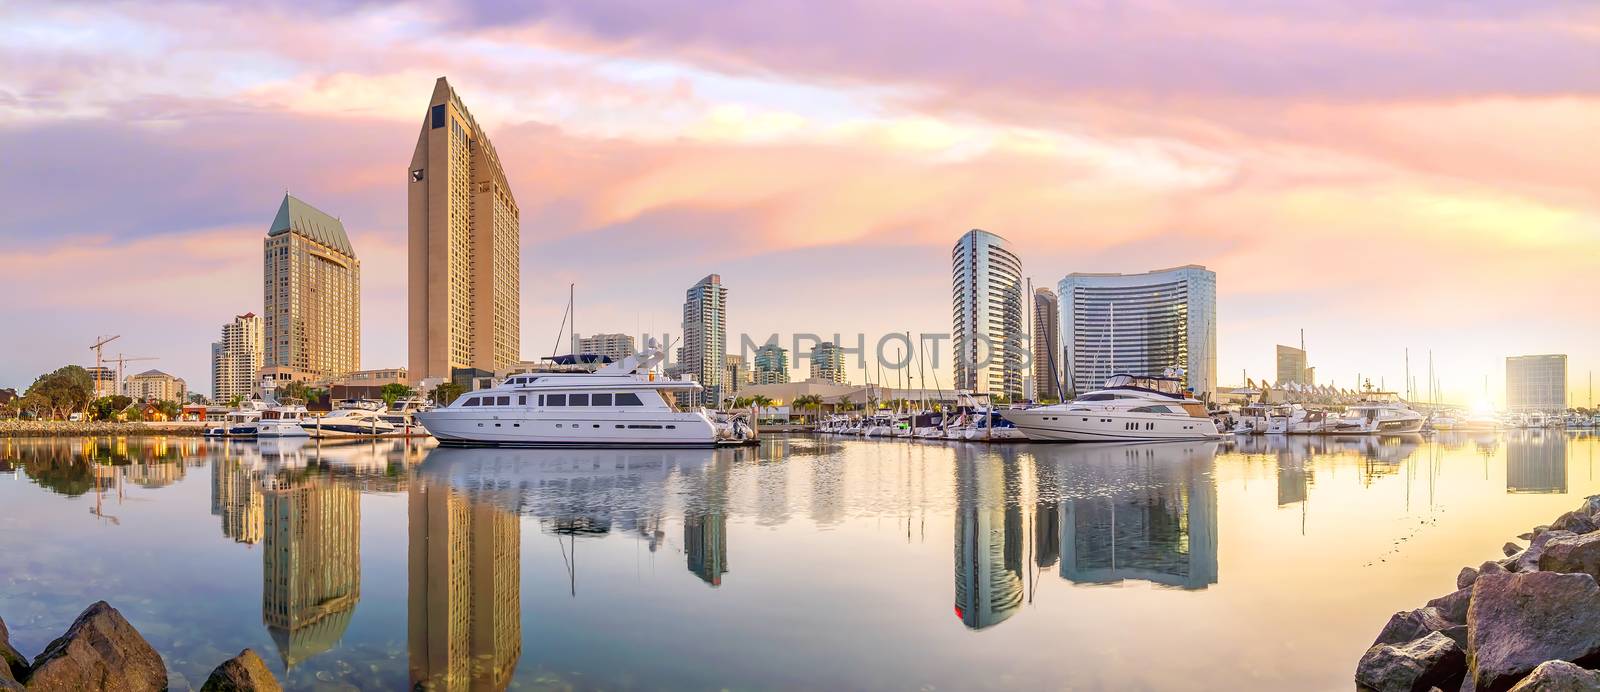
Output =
[
  {"x1": 1031, "y1": 287, "x2": 1061, "y2": 401},
  {"x1": 88, "y1": 366, "x2": 117, "y2": 398},
  {"x1": 1275, "y1": 345, "x2": 1312, "y2": 386},
  {"x1": 409, "y1": 77, "x2": 521, "y2": 385},
  {"x1": 577, "y1": 333, "x2": 636, "y2": 362},
  {"x1": 408, "y1": 483, "x2": 521, "y2": 690},
  {"x1": 212, "y1": 312, "x2": 263, "y2": 403},
  {"x1": 1507, "y1": 354, "x2": 1567, "y2": 414},
  {"x1": 809, "y1": 341, "x2": 847, "y2": 384},
  {"x1": 725, "y1": 355, "x2": 751, "y2": 397},
  {"x1": 679, "y1": 274, "x2": 727, "y2": 406},
  {"x1": 263, "y1": 194, "x2": 360, "y2": 384},
  {"x1": 753, "y1": 344, "x2": 789, "y2": 385},
  {"x1": 124, "y1": 369, "x2": 186, "y2": 402},
  {"x1": 1058, "y1": 265, "x2": 1216, "y2": 399},
  {"x1": 263, "y1": 474, "x2": 360, "y2": 668},
  {"x1": 952, "y1": 230, "x2": 1025, "y2": 400}
]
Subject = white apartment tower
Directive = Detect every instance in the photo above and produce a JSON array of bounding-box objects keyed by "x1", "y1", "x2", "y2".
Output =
[
  {"x1": 952, "y1": 229, "x2": 1025, "y2": 400},
  {"x1": 212, "y1": 312, "x2": 264, "y2": 403},
  {"x1": 679, "y1": 274, "x2": 728, "y2": 406},
  {"x1": 1058, "y1": 265, "x2": 1217, "y2": 399}
]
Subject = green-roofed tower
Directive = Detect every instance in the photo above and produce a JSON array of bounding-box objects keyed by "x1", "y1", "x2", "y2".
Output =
[{"x1": 263, "y1": 193, "x2": 361, "y2": 384}]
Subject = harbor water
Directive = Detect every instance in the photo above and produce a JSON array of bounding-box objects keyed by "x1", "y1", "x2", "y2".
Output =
[{"x1": 0, "y1": 431, "x2": 1594, "y2": 690}]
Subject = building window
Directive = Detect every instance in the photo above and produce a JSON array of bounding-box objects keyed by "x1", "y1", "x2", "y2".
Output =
[{"x1": 431, "y1": 104, "x2": 445, "y2": 129}]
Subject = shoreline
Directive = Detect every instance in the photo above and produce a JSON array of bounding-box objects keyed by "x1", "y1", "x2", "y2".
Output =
[{"x1": 0, "y1": 421, "x2": 209, "y2": 437}]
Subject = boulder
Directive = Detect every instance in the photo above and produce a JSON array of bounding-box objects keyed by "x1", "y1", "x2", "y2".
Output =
[
  {"x1": 1551, "y1": 511, "x2": 1599, "y2": 535},
  {"x1": 1505, "y1": 660, "x2": 1600, "y2": 691},
  {"x1": 1482, "y1": 561, "x2": 1510, "y2": 577},
  {"x1": 1521, "y1": 532, "x2": 1537, "y2": 541},
  {"x1": 1579, "y1": 496, "x2": 1600, "y2": 519},
  {"x1": 1376, "y1": 607, "x2": 1466, "y2": 648},
  {"x1": 199, "y1": 648, "x2": 280, "y2": 692},
  {"x1": 1507, "y1": 542, "x2": 1525, "y2": 557},
  {"x1": 1461, "y1": 566, "x2": 1483, "y2": 590},
  {"x1": 23, "y1": 601, "x2": 167, "y2": 692},
  {"x1": 1517, "y1": 531, "x2": 1577, "y2": 573},
  {"x1": 1468, "y1": 572, "x2": 1600, "y2": 692},
  {"x1": 0, "y1": 614, "x2": 26, "y2": 685},
  {"x1": 1356, "y1": 631, "x2": 1467, "y2": 692},
  {"x1": 1428, "y1": 587, "x2": 1473, "y2": 625},
  {"x1": 1541, "y1": 533, "x2": 1600, "y2": 580}
]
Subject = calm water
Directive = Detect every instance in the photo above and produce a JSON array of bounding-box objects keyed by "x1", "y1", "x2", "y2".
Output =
[{"x1": 0, "y1": 432, "x2": 1595, "y2": 690}]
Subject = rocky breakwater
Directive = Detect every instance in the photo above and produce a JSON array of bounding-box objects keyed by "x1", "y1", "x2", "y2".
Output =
[
  {"x1": 0, "y1": 421, "x2": 206, "y2": 437},
  {"x1": 1357, "y1": 495, "x2": 1600, "y2": 692},
  {"x1": 0, "y1": 602, "x2": 279, "y2": 692}
]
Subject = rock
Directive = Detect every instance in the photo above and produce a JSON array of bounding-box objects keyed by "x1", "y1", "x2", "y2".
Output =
[
  {"x1": 1356, "y1": 631, "x2": 1467, "y2": 692},
  {"x1": 1377, "y1": 607, "x2": 1460, "y2": 645},
  {"x1": 1468, "y1": 572, "x2": 1600, "y2": 692},
  {"x1": 1517, "y1": 531, "x2": 1576, "y2": 573},
  {"x1": 1521, "y1": 532, "x2": 1537, "y2": 541},
  {"x1": 1507, "y1": 542, "x2": 1525, "y2": 557},
  {"x1": 200, "y1": 648, "x2": 280, "y2": 692},
  {"x1": 1482, "y1": 561, "x2": 1510, "y2": 577},
  {"x1": 0, "y1": 614, "x2": 26, "y2": 685},
  {"x1": 1428, "y1": 586, "x2": 1473, "y2": 625},
  {"x1": 1541, "y1": 532, "x2": 1600, "y2": 580},
  {"x1": 23, "y1": 601, "x2": 167, "y2": 692},
  {"x1": 1461, "y1": 566, "x2": 1483, "y2": 590},
  {"x1": 1506, "y1": 660, "x2": 1600, "y2": 691},
  {"x1": 1551, "y1": 511, "x2": 1599, "y2": 535},
  {"x1": 1579, "y1": 496, "x2": 1600, "y2": 519}
]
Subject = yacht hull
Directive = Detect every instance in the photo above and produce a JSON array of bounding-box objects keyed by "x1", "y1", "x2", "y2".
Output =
[
  {"x1": 418, "y1": 410, "x2": 718, "y2": 448},
  {"x1": 1001, "y1": 409, "x2": 1221, "y2": 442}
]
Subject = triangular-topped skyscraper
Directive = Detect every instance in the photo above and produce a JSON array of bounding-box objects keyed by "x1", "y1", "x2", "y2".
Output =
[
  {"x1": 408, "y1": 77, "x2": 521, "y2": 385},
  {"x1": 263, "y1": 193, "x2": 360, "y2": 383}
]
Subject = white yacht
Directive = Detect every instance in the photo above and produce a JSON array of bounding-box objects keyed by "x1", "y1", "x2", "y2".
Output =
[
  {"x1": 380, "y1": 398, "x2": 433, "y2": 437},
  {"x1": 415, "y1": 340, "x2": 718, "y2": 448},
  {"x1": 257, "y1": 405, "x2": 310, "y2": 438},
  {"x1": 1340, "y1": 397, "x2": 1425, "y2": 435},
  {"x1": 999, "y1": 373, "x2": 1221, "y2": 442},
  {"x1": 1265, "y1": 405, "x2": 1338, "y2": 435},
  {"x1": 307, "y1": 401, "x2": 398, "y2": 438}
]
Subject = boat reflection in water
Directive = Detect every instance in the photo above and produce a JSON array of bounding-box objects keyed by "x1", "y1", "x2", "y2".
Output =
[
  {"x1": 1506, "y1": 430, "x2": 1568, "y2": 494},
  {"x1": 953, "y1": 441, "x2": 1221, "y2": 631}
]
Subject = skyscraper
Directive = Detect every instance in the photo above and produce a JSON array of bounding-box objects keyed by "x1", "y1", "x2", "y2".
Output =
[
  {"x1": 1276, "y1": 344, "x2": 1312, "y2": 386},
  {"x1": 1058, "y1": 265, "x2": 1216, "y2": 399},
  {"x1": 262, "y1": 194, "x2": 360, "y2": 384},
  {"x1": 212, "y1": 312, "x2": 263, "y2": 403},
  {"x1": 725, "y1": 354, "x2": 751, "y2": 398},
  {"x1": 952, "y1": 230, "x2": 1024, "y2": 400},
  {"x1": 809, "y1": 341, "x2": 847, "y2": 384},
  {"x1": 1506, "y1": 354, "x2": 1567, "y2": 414},
  {"x1": 408, "y1": 77, "x2": 521, "y2": 385},
  {"x1": 679, "y1": 274, "x2": 727, "y2": 406},
  {"x1": 1031, "y1": 287, "x2": 1061, "y2": 400},
  {"x1": 576, "y1": 333, "x2": 636, "y2": 362},
  {"x1": 752, "y1": 343, "x2": 790, "y2": 385}
]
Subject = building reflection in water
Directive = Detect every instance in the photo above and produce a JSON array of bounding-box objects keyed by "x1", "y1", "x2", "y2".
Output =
[
  {"x1": 261, "y1": 468, "x2": 361, "y2": 668},
  {"x1": 1506, "y1": 431, "x2": 1568, "y2": 494},
  {"x1": 211, "y1": 458, "x2": 264, "y2": 544},
  {"x1": 683, "y1": 454, "x2": 732, "y2": 587},
  {"x1": 408, "y1": 468, "x2": 522, "y2": 691},
  {"x1": 953, "y1": 454, "x2": 1025, "y2": 630},
  {"x1": 1050, "y1": 442, "x2": 1219, "y2": 591}
]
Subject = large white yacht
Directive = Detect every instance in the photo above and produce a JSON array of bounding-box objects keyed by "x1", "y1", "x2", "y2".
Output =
[
  {"x1": 1339, "y1": 396, "x2": 1425, "y2": 435},
  {"x1": 416, "y1": 340, "x2": 718, "y2": 448},
  {"x1": 999, "y1": 373, "x2": 1221, "y2": 442}
]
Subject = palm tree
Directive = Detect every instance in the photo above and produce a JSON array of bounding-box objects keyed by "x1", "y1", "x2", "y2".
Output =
[
  {"x1": 793, "y1": 394, "x2": 823, "y2": 424},
  {"x1": 733, "y1": 396, "x2": 754, "y2": 410},
  {"x1": 751, "y1": 395, "x2": 774, "y2": 421}
]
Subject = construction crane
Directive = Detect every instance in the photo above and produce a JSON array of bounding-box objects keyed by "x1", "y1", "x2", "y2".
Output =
[
  {"x1": 103, "y1": 354, "x2": 159, "y2": 399},
  {"x1": 88, "y1": 335, "x2": 122, "y2": 396}
]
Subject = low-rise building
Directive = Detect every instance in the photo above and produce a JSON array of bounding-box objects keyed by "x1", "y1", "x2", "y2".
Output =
[{"x1": 124, "y1": 369, "x2": 187, "y2": 403}]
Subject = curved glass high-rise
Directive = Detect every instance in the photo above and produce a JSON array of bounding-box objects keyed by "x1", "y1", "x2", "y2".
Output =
[
  {"x1": 951, "y1": 229, "x2": 1024, "y2": 400},
  {"x1": 1058, "y1": 265, "x2": 1216, "y2": 399}
]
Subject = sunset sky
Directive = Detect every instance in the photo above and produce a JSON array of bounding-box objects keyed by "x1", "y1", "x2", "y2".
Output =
[{"x1": 2, "y1": 1, "x2": 1597, "y2": 406}]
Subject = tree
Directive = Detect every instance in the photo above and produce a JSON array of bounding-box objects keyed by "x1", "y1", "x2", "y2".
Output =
[
  {"x1": 432, "y1": 382, "x2": 466, "y2": 405},
  {"x1": 154, "y1": 400, "x2": 180, "y2": 421},
  {"x1": 793, "y1": 394, "x2": 823, "y2": 423},
  {"x1": 90, "y1": 395, "x2": 133, "y2": 421},
  {"x1": 733, "y1": 396, "x2": 754, "y2": 410},
  {"x1": 751, "y1": 395, "x2": 774, "y2": 420},
  {"x1": 228, "y1": 394, "x2": 244, "y2": 408},
  {"x1": 380, "y1": 383, "x2": 416, "y2": 407},
  {"x1": 25, "y1": 365, "x2": 94, "y2": 420},
  {"x1": 187, "y1": 393, "x2": 207, "y2": 405}
]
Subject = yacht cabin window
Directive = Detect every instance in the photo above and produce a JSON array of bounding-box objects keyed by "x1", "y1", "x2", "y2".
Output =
[
  {"x1": 496, "y1": 396, "x2": 510, "y2": 406},
  {"x1": 592, "y1": 393, "x2": 613, "y2": 406},
  {"x1": 547, "y1": 394, "x2": 566, "y2": 407},
  {"x1": 462, "y1": 397, "x2": 480, "y2": 407},
  {"x1": 570, "y1": 394, "x2": 589, "y2": 406},
  {"x1": 616, "y1": 393, "x2": 643, "y2": 406}
]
